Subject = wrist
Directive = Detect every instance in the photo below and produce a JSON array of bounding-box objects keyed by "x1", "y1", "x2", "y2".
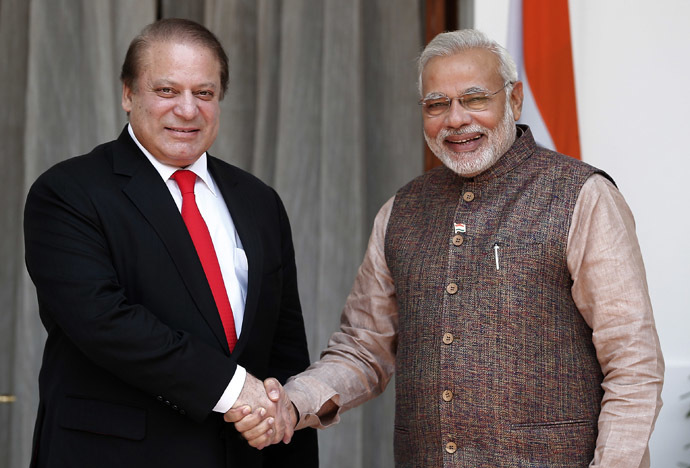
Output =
[{"x1": 290, "y1": 401, "x2": 299, "y2": 428}]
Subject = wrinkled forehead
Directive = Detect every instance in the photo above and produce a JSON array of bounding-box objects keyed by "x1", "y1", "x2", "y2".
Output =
[
  {"x1": 142, "y1": 39, "x2": 214, "y2": 61},
  {"x1": 421, "y1": 49, "x2": 502, "y2": 95}
]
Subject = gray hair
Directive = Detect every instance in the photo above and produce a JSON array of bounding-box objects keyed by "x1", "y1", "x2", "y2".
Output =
[{"x1": 417, "y1": 29, "x2": 518, "y2": 96}]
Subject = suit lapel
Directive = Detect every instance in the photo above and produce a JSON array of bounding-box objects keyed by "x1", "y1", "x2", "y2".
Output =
[
  {"x1": 208, "y1": 157, "x2": 263, "y2": 357},
  {"x1": 112, "y1": 129, "x2": 230, "y2": 353}
]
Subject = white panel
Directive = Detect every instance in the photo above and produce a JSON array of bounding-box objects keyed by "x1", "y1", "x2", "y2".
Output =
[
  {"x1": 473, "y1": 0, "x2": 511, "y2": 47},
  {"x1": 476, "y1": 1, "x2": 690, "y2": 465}
]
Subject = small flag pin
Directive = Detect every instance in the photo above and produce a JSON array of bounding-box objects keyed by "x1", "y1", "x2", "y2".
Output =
[{"x1": 454, "y1": 223, "x2": 466, "y2": 233}]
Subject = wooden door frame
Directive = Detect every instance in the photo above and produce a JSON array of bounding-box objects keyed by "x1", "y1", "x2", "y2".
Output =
[{"x1": 423, "y1": 0, "x2": 459, "y2": 171}]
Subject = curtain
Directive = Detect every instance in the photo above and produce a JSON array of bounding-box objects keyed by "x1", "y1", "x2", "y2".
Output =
[
  {"x1": 1, "y1": 1, "x2": 157, "y2": 467},
  {"x1": 0, "y1": 0, "x2": 424, "y2": 466}
]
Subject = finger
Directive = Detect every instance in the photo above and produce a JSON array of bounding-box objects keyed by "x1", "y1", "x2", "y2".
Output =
[
  {"x1": 242, "y1": 417, "x2": 275, "y2": 444},
  {"x1": 263, "y1": 377, "x2": 282, "y2": 402},
  {"x1": 270, "y1": 404, "x2": 291, "y2": 445},
  {"x1": 282, "y1": 425, "x2": 294, "y2": 444},
  {"x1": 281, "y1": 403, "x2": 296, "y2": 444},
  {"x1": 270, "y1": 402, "x2": 289, "y2": 444},
  {"x1": 246, "y1": 429, "x2": 274, "y2": 450},
  {"x1": 233, "y1": 407, "x2": 267, "y2": 433},
  {"x1": 224, "y1": 405, "x2": 251, "y2": 423}
]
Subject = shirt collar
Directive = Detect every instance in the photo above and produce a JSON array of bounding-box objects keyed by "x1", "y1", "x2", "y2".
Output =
[{"x1": 127, "y1": 124, "x2": 218, "y2": 196}]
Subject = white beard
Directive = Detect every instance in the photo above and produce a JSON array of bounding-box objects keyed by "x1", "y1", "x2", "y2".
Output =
[{"x1": 425, "y1": 99, "x2": 517, "y2": 177}]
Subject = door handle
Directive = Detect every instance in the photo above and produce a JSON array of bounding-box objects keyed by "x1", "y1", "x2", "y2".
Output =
[{"x1": 0, "y1": 394, "x2": 16, "y2": 403}]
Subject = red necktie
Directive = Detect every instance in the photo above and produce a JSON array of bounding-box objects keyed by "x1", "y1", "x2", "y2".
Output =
[{"x1": 171, "y1": 170, "x2": 237, "y2": 351}]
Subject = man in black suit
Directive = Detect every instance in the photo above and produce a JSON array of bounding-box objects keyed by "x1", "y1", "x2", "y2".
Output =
[{"x1": 23, "y1": 18, "x2": 317, "y2": 467}]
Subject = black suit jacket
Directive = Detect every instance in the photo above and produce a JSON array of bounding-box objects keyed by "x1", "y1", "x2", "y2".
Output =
[{"x1": 24, "y1": 128, "x2": 318, "y2": 467}]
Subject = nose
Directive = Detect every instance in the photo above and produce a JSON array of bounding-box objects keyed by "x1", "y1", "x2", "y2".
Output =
[
  {"x1": 444, "y1": 99, "x2": 472, "y2": 128},
  {"x1": 173, "y1": 92, "x2": 199, "y2": 120}
]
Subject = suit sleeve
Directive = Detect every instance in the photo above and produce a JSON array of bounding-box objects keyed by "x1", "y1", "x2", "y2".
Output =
[{"x1": 24, "y1": 164, "x2": 236, "y2": 422}]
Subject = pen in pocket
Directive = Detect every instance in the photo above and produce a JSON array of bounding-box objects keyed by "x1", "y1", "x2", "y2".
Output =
[{"x1": 493, "y1": 243, "x2": 500, "y2": 270}]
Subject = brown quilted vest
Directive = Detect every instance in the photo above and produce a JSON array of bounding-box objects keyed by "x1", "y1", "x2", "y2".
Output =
[{"x1": 385, "y1": 126, "x2": 608, "y2": 467}]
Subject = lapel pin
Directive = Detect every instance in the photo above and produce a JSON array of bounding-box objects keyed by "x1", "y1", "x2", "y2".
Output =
[{"x1": 454, "y1": 223, "x2": 466, "y2": 234}]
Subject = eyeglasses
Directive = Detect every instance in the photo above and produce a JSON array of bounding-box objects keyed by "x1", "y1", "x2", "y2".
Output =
[{"x1": 419, "y1": 82, "x2": 512, "y2": 116}]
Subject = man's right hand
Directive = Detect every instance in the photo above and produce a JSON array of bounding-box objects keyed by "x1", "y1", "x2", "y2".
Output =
[{"x1": 224, "y1": 375, "x2": 296, "y2": 449}]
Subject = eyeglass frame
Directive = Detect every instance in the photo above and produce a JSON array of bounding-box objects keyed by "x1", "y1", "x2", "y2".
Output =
[{"x1": 418, "y1": 81, "x2": 514, "y2": 116}]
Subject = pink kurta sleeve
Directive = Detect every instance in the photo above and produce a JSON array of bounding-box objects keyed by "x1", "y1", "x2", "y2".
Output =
[
  {"x1": 286, "y1": 197, "x2": 398, "y2": 430},
  {"x1": 567, "y1": 175, "x2": 664, "y2": 468}
]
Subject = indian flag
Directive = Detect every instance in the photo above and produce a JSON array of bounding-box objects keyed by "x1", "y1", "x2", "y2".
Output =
[{"x1": 507, "y1": 0, "x2": 581, "y2": 159}]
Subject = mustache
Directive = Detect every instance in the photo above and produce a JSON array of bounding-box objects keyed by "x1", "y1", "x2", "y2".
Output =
[{"x1": 438, "y1": 126, "x2": 486, "y2": 139}]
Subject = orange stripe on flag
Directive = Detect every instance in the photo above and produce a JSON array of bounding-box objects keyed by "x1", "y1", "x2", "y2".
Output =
[{"x1": 523, "y1": 0, "x2": 581, "y2": 159}]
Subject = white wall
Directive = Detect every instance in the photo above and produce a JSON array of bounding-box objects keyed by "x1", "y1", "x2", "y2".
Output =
[{"x1": 475, "y1": 1, "x2": 690, "y2": 466}]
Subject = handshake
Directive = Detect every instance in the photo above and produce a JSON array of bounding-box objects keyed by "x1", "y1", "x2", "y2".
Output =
[{"x1": 224, "y1": 373, "x2": 297, "y2": 450}]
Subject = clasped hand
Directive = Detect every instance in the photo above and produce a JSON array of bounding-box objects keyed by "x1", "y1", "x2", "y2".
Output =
[{"x1": 224, "y1": 374, "x2": 296, "y2": 450}]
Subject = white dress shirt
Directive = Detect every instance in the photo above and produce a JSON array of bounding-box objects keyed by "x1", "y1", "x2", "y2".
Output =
[{"x1": 128, "y1": 125, "x2": 246, "y2": 412}]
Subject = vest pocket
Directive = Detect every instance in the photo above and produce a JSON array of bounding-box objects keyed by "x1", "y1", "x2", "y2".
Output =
[
  {"x1": 490, "y1": 239, "x2": 547, "y2": 280},
  {"x1": 510, "y1": 418, "x2": 593, "y2": 428},
  {"x1": 507, "y1": 419, "x2": 596, "y2": 465},
  {"x1": 491, "y1": 238, "x2": 589, "y2": 425},
  {"x1": 491, "y1": 238, "x2": 549, "y2": 331}
]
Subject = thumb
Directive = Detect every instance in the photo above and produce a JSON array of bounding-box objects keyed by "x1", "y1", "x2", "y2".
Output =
[{"x1": 263, "y1": 377, "x2": 282, "y2": 402}]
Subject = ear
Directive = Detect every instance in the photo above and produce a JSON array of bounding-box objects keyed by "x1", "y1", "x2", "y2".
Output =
[
  {"x1": 509, "y1": 81, "x2": 524, "y2": 121},
  {"x1": 121, "y1": 84, "x2": 134, "y2": 114}
]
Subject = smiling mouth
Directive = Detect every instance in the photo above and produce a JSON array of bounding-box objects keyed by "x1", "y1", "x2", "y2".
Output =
[
  {"x1": 447, "y1": 134, "x2": 482, "y2": 144},
  {"x1": 166, "y1": 127, "x2": 198, "y2": 133}
]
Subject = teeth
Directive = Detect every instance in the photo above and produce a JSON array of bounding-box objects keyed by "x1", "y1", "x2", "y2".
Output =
[{"x1": 450, "y1": 135, "x2": 481, "y2": 144}]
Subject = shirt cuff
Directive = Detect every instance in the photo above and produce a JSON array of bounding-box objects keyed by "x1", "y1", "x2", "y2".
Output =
[
  {"x1": 285, "y1": 377, "x2": 340, "y2": 430},
  {"x1": 212, "y1": 365, "x2": 247, "y2": 413}
]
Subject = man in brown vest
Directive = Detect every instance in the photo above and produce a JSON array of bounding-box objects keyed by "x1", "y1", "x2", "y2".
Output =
[{"x1": 228, "y1": 29, "x2": 664, "y2": 467}]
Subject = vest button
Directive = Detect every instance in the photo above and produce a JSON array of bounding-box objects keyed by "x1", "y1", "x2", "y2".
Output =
[
  {"x1": 445, "y1": 441, "x2": 457, "y2": 454},
  {"x1": 442, "y1": 390, "x2": 453, "y2": 401},
  {"x1": 463, "y1": 191, "x2": 475, "y2": 202},
  {"x1": 446, "y1": 283, "x2": 458, "y2": 294},
  {"x1": 452, "y1": 234, "x2": 464, "y2": 246},
  {"x1": 442, "y1": 333, "x2": 454, "y2": 344}
]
